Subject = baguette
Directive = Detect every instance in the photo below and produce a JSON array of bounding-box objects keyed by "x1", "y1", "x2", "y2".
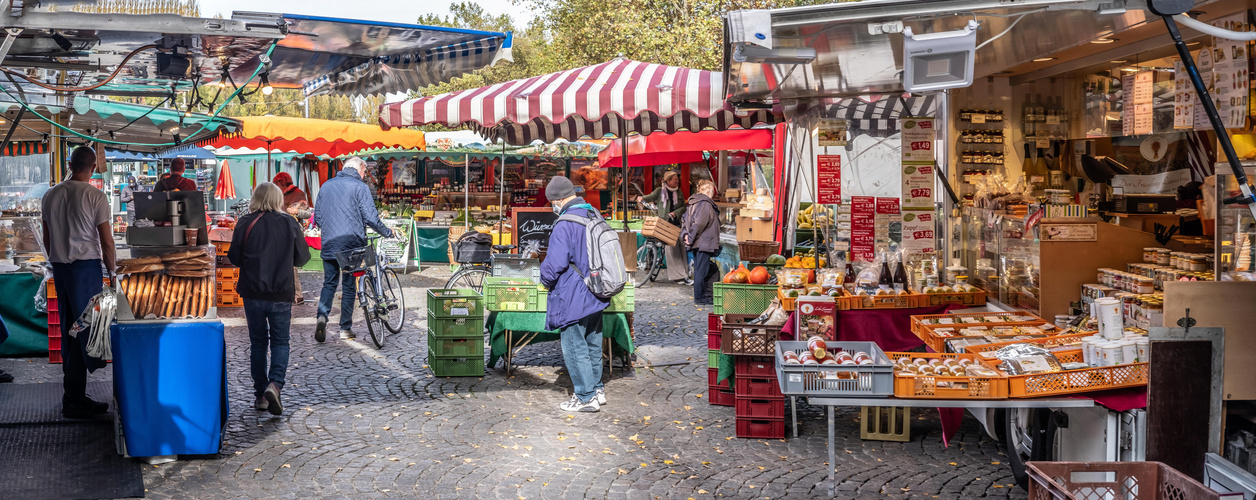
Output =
[
  {"x1": 196, "y1": 278, "x2": 206, "y2": 317},
  {"x1": 167, "y1": 269, "x2": 212, "y2": 278},
  {"x1": 166, "y1": 263, "x2": 211, "y2": 272},
  {"x1": 201, "y1": 278, "x2": 211, "y2": 317},
  {"x1": 185, "y1": 279, "x2": 196, "y2": 318},
  {"x1": 117, "y1": 263, "x2": 165, "y2": 274},
  {"x1": 161, "y1": 249, "x2": 206, "y2": 262},
  {"x1": 164, "y1": 278, "x2": 177, "y2": 317},
  {"x1": 155, "y1": 275, "x2": 169, "y2": 318},
  {"x1": 180, "y1": 279, "x2": 192, "y2": 317},
  {"x1": 170, "y1": 279, "x2": 183, "y2": 317},
  {"x1": 117, "y1": 255, "x2": 162, "y2": 266},
  {"x1": 135, "y1": 274, "x2": 149, "y2": 317},
  {"x1": 127, "y1": 275, "x2": 139, "y2": 310}
]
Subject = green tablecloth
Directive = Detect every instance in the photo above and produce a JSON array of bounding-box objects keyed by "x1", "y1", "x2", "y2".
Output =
[
  {"x1": 0, "y1": 272, "x2": 49, "y2": 356},
  {"x1": 716, "y1": 352, "x2": 736, "y2": 390},
  {"x1": 486, "y1": 311, "x2": 633, "y2": 368},
  {"x1": 416, "y1": 227, "x2": 450, "y2": 263},
  {"x1": 302, "y1": 248, "x2": 324, "y2": 272}
]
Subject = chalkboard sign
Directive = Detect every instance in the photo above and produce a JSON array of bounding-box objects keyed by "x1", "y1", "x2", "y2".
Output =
[{"x1": 512, "y1": 207, "x2": 557, "y2": 257}]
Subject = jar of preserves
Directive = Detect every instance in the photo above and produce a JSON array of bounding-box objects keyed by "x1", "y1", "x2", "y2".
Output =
[
  {"x1": 1143, "y1": 247, "x2": 1158, "y2": 263},
  {"x1": 1155, "y1": 248, "x2": 1171, "y2": 266}
]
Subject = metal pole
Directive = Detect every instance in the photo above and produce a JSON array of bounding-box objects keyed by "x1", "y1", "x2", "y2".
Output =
[
  {"x1": 499, "y1": 141, "x2": 505, "y2": 226},
  {"x1": 464, "y1": 154, "x2": 470, "y2": 229},
  {"x1": 621, "y1": 119, "x2": 629, "y2": 231}
]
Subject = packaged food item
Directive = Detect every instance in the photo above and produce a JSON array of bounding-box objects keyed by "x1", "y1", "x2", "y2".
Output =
[
  {"x1": 782, "y1": 351, "x2": 800, "y2": 364},
  {"x1": 994, "y1": 344, "x2": 1063, "y2": 375},
  {"x1": 807, "y1": 336, "x2": 828, "y2": 359},
  {"x1": 1060, "y1": 362, "x2": 1089, "y2": 371},
  {"x1": 964, "y1": 365, "x2": 1001, "y2": 377}
]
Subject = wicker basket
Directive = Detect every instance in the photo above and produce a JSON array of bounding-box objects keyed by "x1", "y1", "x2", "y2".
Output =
[
  {"x1": 738, "y1": 240, "x2": 778, "y2": 263},
  {"x1": 447, "y1": 226, "x2": 469, "y2": 264}
]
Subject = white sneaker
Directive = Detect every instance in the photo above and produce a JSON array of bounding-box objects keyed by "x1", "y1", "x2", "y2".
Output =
[
  {"x1": 596, "y1": 388, "x2": 607, "y2": 406},
  {"x1": 559, "y1": 394, "x2": 600, "y2": 412}
]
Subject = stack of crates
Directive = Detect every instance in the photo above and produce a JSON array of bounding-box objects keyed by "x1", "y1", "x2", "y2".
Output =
[
  {"x1": 733, "y1": 355, "x2": 785, "y2": 438},
  {"x1": 46, "y1": 281, "x2": 61, "y2": 364},
  {"x1": 215, "y1": 266, "x2": 241, "y2": 307},
  {"x1": 426, "y1": 289, "x2": 485, "y2": 377},
  {"x1": 706, "y1": 313, "x2": 734, "y2": 405}
]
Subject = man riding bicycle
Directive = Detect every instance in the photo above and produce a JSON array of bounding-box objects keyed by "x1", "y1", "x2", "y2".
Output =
[{"x1": 313, "y1": 157, "x2": 393, "y2": 342}]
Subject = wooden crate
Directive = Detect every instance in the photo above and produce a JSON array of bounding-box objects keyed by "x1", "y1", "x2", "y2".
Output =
[{"x1": 642, "y1": 216, "x2": 679, "y2": 246}]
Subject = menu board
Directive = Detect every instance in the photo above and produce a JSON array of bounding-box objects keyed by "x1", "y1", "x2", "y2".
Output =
[
  {"x1": 875, "y1": 197, "x2": 900, "y2": 249},
  {"x1": 816, "y1": 155, "x2": 842, "y2": 204},
  {"x1": 900, "y1": 118, "x2": 936, "y2": 163},
  {"x1": 900, "y1": 210, "x2": 936, "y2": 256},
  {"x1": 900, "y1": 163, "x2": 934, "y2": 210},
  {"x1": 1196, "y1": 48, "x2": 1215, "y2": 130},
  {"x1": 511, "y1": 207, "x2": 558, "y2": 257},
  {"x1": 376, "y1": 219, "x2": 414, "y2": 268},
  {"x1": 1121, "y1": 73, "x2": 1136, "y2": 137},
  {"x1": 850, "y1": 196, "x2": 875, "y2": 263},
  {"x1": 1132, "y1": 71, "x2": 1154, "y2": 135},
  {"x1": 1211, "y1": 11, "x2": 1251, "y2": 129},
  {"x1": 1174, "y1": 61, "x2": 1196, "y2": 129}
]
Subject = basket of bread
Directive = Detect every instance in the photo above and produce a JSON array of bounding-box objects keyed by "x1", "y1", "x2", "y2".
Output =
[{"x1": 115, "y1": 248, "x2": 217, "y2": 320}]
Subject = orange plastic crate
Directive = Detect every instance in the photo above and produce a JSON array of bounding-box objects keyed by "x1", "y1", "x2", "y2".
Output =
[
  {"x1": 915, "y1": 321, "x2": 1056, "y2": 353},
  {"x1": 981, "y1": 349, "x2": 1148, "y2": 398},
  {"x1": 922, "y1": 290, "x2": 987, "y2": 307},
  {"x1": 216, "y1": 280, "x2": 237, "y2": 293},
  {"x1": 841, "y1": 292, "x2": 928, "y2": 310},
  {"x1": 216, "y1": 291, "x2": 243, "y2": 307},
  {"x1": 216, "y1": 266, "x2": 240, "y2": 280},
  {"x1": 910, "y1": 310, "x2": 1041, "y2": 334},
  {"x1": 962, "y1": 332, "x2": 1093, "y2": 356},
  {"x1": 886, "y1": 352, "x2": 1008, "y2": 400}
]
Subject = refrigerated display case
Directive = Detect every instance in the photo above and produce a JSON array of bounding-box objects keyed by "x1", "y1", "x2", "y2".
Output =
[
  {"x1": 960, "y1": 207, "x2": 1040, "y2": 311},
  {"x1": 1214, "y1": 163, "x2": 1256, "y2": 282}
]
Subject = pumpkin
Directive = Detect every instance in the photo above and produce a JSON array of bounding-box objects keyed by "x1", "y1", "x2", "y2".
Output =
[{"x1": 748, "y1": 266, "x2": 771, "y2": 284}]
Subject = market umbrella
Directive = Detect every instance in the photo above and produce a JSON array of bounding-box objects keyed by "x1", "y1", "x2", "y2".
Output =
[
  {"x1": 215, "y1": 160, "x2": 236, "y2": 200},
  {"x1": 379, "y1": 57, "x2": 778, "y2": 225},
  {"x1": 201, "y1": 116, "x2": 426, "y2": 162},
  {"x1": 597, "y1": 129, "x2": 773, "y2": 168}
]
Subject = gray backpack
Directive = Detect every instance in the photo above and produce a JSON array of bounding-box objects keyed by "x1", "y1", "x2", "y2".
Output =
[{"x1": 557, "y1": 213, "x2": 627, "y2": 300}]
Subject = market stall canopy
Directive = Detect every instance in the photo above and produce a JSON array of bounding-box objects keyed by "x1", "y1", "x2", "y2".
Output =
[
  {"x1": 157, "y1": 146, "x2": 215, "y2": 160},
  {"x1": 202, "y1": 116, "x2": 425, "y2": 157},
  {"x1": 69, "y1": 97, "x2": 241, "y2": 151},
  {"x1": 379, "y1": 58, "x2": 778, "y2": 145},
  {"x1": 721, "y1": 0, "x2": 1234, "y2": 104},
  {"x1": 230, "y1": 13, "x2": 512, "y2": 97},
  {"x1": 597, "y1": 129, "x2": 772, "y2": 168},
  {"x1": 105, "y1": 150, "x2": 156, "y2": 162}
]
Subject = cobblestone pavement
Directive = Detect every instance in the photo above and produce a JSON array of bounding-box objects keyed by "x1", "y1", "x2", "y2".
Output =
[{"x1": 1, "y1": 269, "x2": 1025, "y2": 499}]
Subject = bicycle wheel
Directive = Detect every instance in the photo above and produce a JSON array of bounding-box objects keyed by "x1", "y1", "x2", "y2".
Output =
[
  {"x1": 633, "y1": 244, "x2": 659, "y2": 287},
  {"x1": 446, "y1": 265, "x2": 491, "y2": 293},
  {"x1": 380, "y1": 268, "x2": 406, "y2": 334},
  {"x1": 359, "y1": 275, "x2": 386, "y2": 348}
]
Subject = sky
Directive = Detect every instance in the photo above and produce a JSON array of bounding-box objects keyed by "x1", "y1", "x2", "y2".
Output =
[{"x1": 197, "y1": 0, "x2": 534, "y2": 28}]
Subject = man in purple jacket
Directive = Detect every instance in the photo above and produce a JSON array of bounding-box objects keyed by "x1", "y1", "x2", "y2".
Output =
[{"x1": 540, "y1": 176, "x2": 609, "y2": 413}]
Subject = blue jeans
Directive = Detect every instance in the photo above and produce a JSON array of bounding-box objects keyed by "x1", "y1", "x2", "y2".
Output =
[
  {"x1": 51, "y1": 260, "x2": 107, "y2": 403},
  {"x1": 243, "y1": 299, "x2": 292, "y2": 397},
  {"x1": 559, "y1": 313, "x2": 604, "y2": 403},
  {"x1": 316, "y1": 258, "x2": 356, "y2": 330}
]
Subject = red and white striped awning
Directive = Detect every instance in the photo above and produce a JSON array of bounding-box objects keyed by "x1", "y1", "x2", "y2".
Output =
[{"x1": 378, "y1": 58, "x2": 777, "y2": 145}]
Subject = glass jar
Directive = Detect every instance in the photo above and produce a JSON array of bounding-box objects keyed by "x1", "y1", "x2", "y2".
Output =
[
  {"x1": 1143, "y1": 247, "x2": 1158, "y2": 263},
  {"x1": 1136, "y1": 277, "x2": 1154, "y2": 294},
  {"x1": 1188, "y1": 255, "x2": 1208, "y2": 272},
  {"x1": 1155, "y1": 248, "x2": 1171, "y2": 266}
]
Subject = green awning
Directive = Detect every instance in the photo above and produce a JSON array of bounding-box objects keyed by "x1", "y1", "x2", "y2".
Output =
[{"x1": 72, "y1": 98, "x2": 238, "y2": 134}]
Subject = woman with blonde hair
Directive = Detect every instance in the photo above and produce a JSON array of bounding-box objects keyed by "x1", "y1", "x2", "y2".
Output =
[{"x1": 227, "y1": 182, "x2": 311, "y2": 415}]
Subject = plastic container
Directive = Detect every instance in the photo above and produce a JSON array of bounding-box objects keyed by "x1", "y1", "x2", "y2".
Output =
[
  {"x1": 735, "y1": 376, "x2": 784, "y2": 399},
  {"x1": 1095, "y1": 297, "x2": 1123, "y2": 340},
  {"x1": 707, "y1": 331, "x2": 721, "y2": 349},
  {"x1": 1026, "y1": 461, "x2": 1223, "y2": 500},
  {"x1": 428, "y1": 314, "x2": 485, "y2": 338},
  {"x1": 886, "y1": 352, "x2": 1009, "y2": 399},
  {"x1": 734, "y1": 356, "x2": 776, "y2": 378},
  {"x1": 708, "y1": 313, "x2": 722, "y2": 333},
  {"x1": 983, "y1": 349, "x2": 1148, "y2": 398},
  {"x1": 427, "y1": 334, "x2": 485, "y2": 357},
  {"x1": 774, "y1": 340, "x2": 894, "y2": 398},
  {"x1": 721, "y1": 314, "x2": 783, "y2": 356},
  {"x1": 708, "y1": 387, "x2": 735, "y2": 406},
  {"x1": 490, "y1": 255, "x2": 541, "y2": 282},
  {"x1": 1136, "y1": 337, "x2": 1150, "y2": 363},
  {"x1": 712, "y1": 283, "x2": 777, "y2": 315},
  {"x1": 604, "y1": 283, "x2": 635, "y2": 313},
  {"x1": 427, "y1": 289, "x2": 484, "y2": 318},
  {"x1": 707, "y1": 349, "x2": 721, "y2": 368},
  {"x1": 427, "y1": 353, "x2": 486, "y2": 377},
  {"x1": 734, "y1": 398, "x2": 785, "y2": 419},
  {"x1": 484, "y1": 281, "x2": 547, "y2": 312},
  {"x1": 735, "y1": 418, "x2": 785, "y2": 439}
]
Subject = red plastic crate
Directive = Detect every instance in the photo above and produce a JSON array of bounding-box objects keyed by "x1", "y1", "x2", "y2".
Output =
[
  {"x1": 47, "y1": 298, "x2": 57, "y2": 311},
  {"x1": 49, "y1": 349, "x2": 62, "y2": 364},
  {"x1": 734, "y1": 356, "x2": 775, "y2": 378},
  {"x1": 707, "y1": 367, "x2": 720, "y2": 387},
  {"x1": 735, "y1": 376, "x2": 783, "y2": 399},
  {"x1": 735, "y1": 417, "x2": 785, "y2": 439},
  {"x1": 734, "y1": 397, "x2": 785, "y2": 419},
  {"x1": 708, "y1": 313, "x2": 722, "y2": 333},
  {"x1": 47, "y1": 310, "x2": 59, "y2": 325},
  {"x1": 48, "y1": 336, "x2": 60, "y2": 352},
  {"x1": 708, "y1": 386, "x2": 735, "y2": 406},
  {"x1": 707, "y1": 332, "x2": 721, "y2": 349},
  {"x1": 48, "y1": 323, "x2": 60, "y2": 338}
]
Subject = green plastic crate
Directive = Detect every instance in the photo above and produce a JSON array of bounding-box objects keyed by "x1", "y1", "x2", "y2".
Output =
[
  {"x1": 427, "y1": 313, "x2": 485, "y2": 338},
  {"x1": 427, "y1": 353, "x2": 485, "y2": 377},
  {"x1": 427, "y1": 333, "x2": 485, "y2": 357},
  {"x1": 427, "y1": 288, "x2": 483, "y2": 318},
  {"x1": 708, "y1": 349, "x2": 720, "y2": 368},
  {"x1": 484, "y1": 278, "x2": 548, "y2": 312},
  {"x1": 604, "y1": 283, "x2": 635, "y2": 312},
  {"x1": 712, "y1": 283, "x2": 777, "y2": 315}
]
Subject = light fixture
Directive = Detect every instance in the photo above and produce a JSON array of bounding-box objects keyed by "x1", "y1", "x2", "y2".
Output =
[
  {"x1": 1091, "y1": 37, "x2": 1117, "y2": 44},
  {"x1": 1121, "y1": 67, "x2": 1141, "y2": 72},
  {"x1": 731, "y1": 45, "x2": 817, "y2": 65},
  {"x1": 260, "y1": 74, "x2": 273, "y2": 96},
  {"x1": 901, "y1": 20, "x2": 979, "y2": 92},
  {"x1": 1033, "y1": 57, "x2": 1056, "y2": 62},
  {"x1": 1110, "y1": 60, "x2": 1128, "y2": 64}
]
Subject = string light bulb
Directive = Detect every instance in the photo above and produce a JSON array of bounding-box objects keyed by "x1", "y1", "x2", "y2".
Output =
[{"x1": 260, "y1": 74, "x2": 273, "y2": 96}]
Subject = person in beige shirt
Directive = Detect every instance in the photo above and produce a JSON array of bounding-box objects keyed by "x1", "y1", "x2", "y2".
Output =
[{"x1": 42, "y1": 146, "x2": 116, "y2": 419}]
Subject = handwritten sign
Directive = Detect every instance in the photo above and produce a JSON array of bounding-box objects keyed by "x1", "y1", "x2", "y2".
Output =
[
  {"x1": 511, "y1": 207, "x2": 558, "y2": 255},
  {"x1": 816, "y1": 155, "x2": 842, "y2": 204},
  {"x1": 1112, "y1": 169, "x2": 1192, "y2": 195},
  {"x1": 900, "y1": 118, "x2": 936, "y2": 163}
]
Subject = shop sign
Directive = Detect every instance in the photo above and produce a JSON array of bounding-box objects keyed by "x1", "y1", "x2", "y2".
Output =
[
  {"x1": 817, "y1": 119, "x2": 847, "y2": 147},
  {"x1": 900, "y1": 118, "x2": 936, "y2": 163},
  {"x1": 1121, "y1": 73, "x2": 1136, "y2": 137},
  {"x1": 900, "y1": 163, "x2": 934, "y2": 210},
  {"x1": 900, "y1": 210, "x2": 935, "y2": 256},
  {"x1": 1041, "y1": 223, "x2": 1098, "y2": 242},
  {"x1": 512, "y1": 207, "x2": 559, "y2": 254},
  {"x1": 1112, "y1": 169, "x2": 1192, "y2": 195},
  {"x1": 851, "y1": 196, "x2": 875, "y2": 216},
  {"x1": 816, "y1": 155, "x2": 842, "y2": 204}
]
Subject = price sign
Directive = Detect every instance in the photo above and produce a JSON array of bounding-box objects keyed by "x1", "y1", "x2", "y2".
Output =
[
  {"x1": 875, "y1": 198, "x2": 900, "y2": 215},
  {"x1": 901, "y1": 118, "x2": 937, "y2": 163},
  {"x1": 816, "y1": 155, "x2": 842, "y2": 204},
  {"x1": 901, "y1": 163, "x2": 934, "y2": 209},
  {"x1": 901, "y1": 211, "x2": 936, "y2": 256}
]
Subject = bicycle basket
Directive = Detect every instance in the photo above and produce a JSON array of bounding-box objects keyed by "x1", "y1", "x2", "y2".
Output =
[
  {"x1": 453, "y1": 232, "x2": 492, "y2": 264},
  {"x1": 335, "y1": 246, "x2": 377, "y2": 273}
]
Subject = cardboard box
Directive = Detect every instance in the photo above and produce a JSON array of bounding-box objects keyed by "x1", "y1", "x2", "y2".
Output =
[{"x1": 735, "y1": 216, "x2": 774, "y2": 242}]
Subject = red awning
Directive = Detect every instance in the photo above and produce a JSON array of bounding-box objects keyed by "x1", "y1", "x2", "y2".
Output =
[
  {"x1": 378, "y1": 58, "x2": 777, "y2": 145},
  {"x1": 598, "y1": 129, "x2": 773, "y2": 168}
]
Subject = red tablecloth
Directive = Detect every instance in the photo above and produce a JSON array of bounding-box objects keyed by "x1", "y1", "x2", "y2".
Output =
[
  {"x1": 306, "y1": 236, "x2": 321, "y2": 251},
  {"x1": 781, "y1": 304, "x2": 957, "y2": 351}
]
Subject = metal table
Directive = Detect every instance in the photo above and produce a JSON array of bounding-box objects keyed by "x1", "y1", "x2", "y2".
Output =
[{"x1": 805, "y1": 396, "x2": 1096, "y2": 497}]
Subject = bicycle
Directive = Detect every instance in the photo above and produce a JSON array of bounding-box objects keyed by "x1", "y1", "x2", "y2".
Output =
[
  {"x1": 335, "y1": 235, "x2": 406, "y2": 348},
  {"x1": 445, "y1": 243, "x2": 517, "y2": 293}
]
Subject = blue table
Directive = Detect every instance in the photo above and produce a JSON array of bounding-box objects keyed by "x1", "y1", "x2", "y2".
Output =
[{"x1": 111, "y1": 321, "x2": 227, "y2": 457}]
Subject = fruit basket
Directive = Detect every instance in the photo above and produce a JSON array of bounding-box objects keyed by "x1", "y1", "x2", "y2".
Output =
[{"x1": 738, "y1": 240, "x2": 778, "y2": 263}]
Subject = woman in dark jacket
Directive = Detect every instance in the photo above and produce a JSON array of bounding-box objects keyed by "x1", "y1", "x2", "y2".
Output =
[
  {"x1": 227, "y1": 182, "x2": 311, "y2": 416},
  {"x1": 680, "y1": 180, "x2": 721, "y2": 305}
]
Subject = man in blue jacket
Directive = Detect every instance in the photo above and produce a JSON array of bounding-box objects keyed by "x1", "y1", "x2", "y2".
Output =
[
  {"x1": 312, "y1": 157, "x2": 393, "y2": 342},
  {"x1": 540, "y1": 176, "x2": 609, "y2": 413}
]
